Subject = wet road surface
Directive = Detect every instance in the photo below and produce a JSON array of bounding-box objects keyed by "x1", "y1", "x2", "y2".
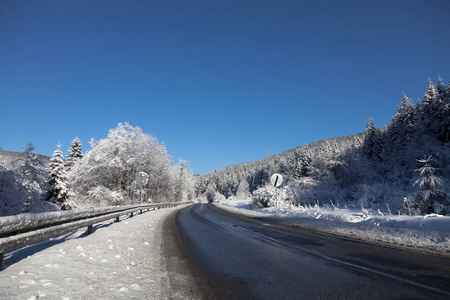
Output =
[{"x1": 167, "y1": 204, "x2": 450, "y2": 299}]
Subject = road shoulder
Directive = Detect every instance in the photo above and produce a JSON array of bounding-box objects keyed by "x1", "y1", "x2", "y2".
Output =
[{"x1": 0, "y1": 206, "x2": 186, "y2": 299}]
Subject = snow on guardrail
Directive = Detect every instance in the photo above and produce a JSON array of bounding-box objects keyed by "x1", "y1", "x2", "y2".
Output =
[{"x1": 0, "y1": 202, "x2": 192, "y2": 270}]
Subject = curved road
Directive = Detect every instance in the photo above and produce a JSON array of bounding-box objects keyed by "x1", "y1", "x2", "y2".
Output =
[{"x1": 164, "y1": 204, "x2": 450, "y2": 299}]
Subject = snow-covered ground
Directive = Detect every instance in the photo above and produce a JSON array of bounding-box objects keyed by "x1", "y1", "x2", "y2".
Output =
[
  {"x1": 1, "y1": 200, "x2": 448, "y2": 299},
  {"x1": 217, "y1": 199, "x2": 450, "y2": 257},
  {"x1": 0, "y1": 206, "x2": 184, "y2": 300}
]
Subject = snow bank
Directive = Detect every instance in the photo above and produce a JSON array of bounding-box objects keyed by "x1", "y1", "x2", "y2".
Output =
[
  {"x1": 217, "y1": 200, "x2": 450, "y2": 257},
  {"x1": 0, "y1": 206, "x2": 186, "y2": 299}
]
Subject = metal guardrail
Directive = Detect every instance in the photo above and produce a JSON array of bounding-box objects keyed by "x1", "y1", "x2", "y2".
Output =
[{"x1": 0, "y1": 202, "x2": 192, "y2": 270}]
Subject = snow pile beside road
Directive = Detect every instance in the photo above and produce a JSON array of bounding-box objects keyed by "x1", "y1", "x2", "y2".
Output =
[
  {"x1": 0, "y1": 207, "x2": 180, "y2": 299},
  {"x1": 217, "y1": 200, "x2": 450, "y2": 256}
]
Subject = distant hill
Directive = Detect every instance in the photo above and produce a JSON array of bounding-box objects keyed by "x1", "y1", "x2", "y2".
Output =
[
  {"x1": 196, "y1": 133, "x2": 365, "y2": 199},
  {"x1": 0, "y1": 150, "x2": 59, "y2": 216}
]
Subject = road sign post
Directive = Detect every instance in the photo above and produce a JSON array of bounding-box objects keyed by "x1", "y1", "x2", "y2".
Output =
[
  {"x1": 270, "y1": 173, "x2": 283, "y2": 216},
  {"x1": 135, "y1": 172, "x2": 149, "y2": 203}
]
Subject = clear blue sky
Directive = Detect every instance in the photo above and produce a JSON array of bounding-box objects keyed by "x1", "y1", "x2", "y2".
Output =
[{"x1": 1, "y1": 0, "x2": 449, "y2": 174}]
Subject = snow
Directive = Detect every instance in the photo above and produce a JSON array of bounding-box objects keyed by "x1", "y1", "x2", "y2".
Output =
[
  {"x1": 216, "y1": 199, "x2": 450, "y2": 256},
  {"x1": 0, "y1": 150, "x2": 59, "y2": 217},
  {"x1": 0, "y1": 206, "x2": 184, "y2": 299},
  {"x1": 0, "y1": 205, "x2": 153, "y2": 235}
]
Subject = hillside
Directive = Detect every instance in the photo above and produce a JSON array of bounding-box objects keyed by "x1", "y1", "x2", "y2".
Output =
[
  {"x1": 0, "y1": 149, "x2": 59, "y2": 216},
  {"x1": 197, "y1": 77, "x2": 450, "y2": 216}
]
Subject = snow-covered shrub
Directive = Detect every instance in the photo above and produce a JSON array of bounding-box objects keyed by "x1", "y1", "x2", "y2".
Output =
[
  {"x1": 213, "y1": 192, "x2": 226, "y2": 203},
  {"x1": 252, "y1": 186, "x2": 275, "y2": 207},
  {"x1": 83, "y1": 186, "x2": 125, "y2": 207},
  {"x1": 252, "y1": 184, "x2": 296, "y2": 209}
]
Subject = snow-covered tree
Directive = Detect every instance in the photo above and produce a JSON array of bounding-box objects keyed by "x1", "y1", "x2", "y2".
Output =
[
  {"x1": 195, "y1": 180, "x2": 206, "y2": 199},
  {"x1": 48, "y1": 144, "x2": 72, "y2": 210},
  {"x1": 18, "y1": 142, "x2": 39, "y2": 211},
  {"x1": 68, "y1": 123, "x2": 195, "y2": 207},
  {"x1": 173, "y1": 159, "x2": 195, "y2": 202},
  {"x1": 363, "y1": 118, "x2": 382, "y2": 161},
  {"x1": 390, "y1": 93, "x2": 415, "y2": 143},
  {"x1": 0, "y1": 155, "x2": 5, "y2": 171},
  {"x1": 436, "y1": 75, "x2": 450, "y2": 143},
  {"x1": 295, "y1": 146, "x2": 312, "y2": 179},
  {"x1": 19, "y1": 142, "x2": 36, "y2": 188},
  {"x1": 413, "y1": 155, "x2": 446, "y2": 214},
  {"x1": 65, "y1": 137, "x2": 83, "y2": 170},
  {"x1": 236, "y1": 179, "x2": 250, "y2": 199}
]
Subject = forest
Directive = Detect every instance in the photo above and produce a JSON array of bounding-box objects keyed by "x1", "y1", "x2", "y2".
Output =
[{"x1": 197, "y1": 77, "x2": 450, "y2": 215}]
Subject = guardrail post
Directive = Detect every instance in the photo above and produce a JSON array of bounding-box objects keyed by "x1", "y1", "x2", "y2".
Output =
[
  {"x1": 87, "y1": 225, "x2": 93, "y2": 234},
  {"x1": 140, "y1": 210, "x2": 143, "y2": 214},
  {"x1": 116, "y1": 216, "x2": 120, "y2": 222},
  {"x1": 0, "y1": 253, "x2": 4, "y2": 271},
  {"x1": 130, "y1": 212, "x2": 134, "y2": 217}
]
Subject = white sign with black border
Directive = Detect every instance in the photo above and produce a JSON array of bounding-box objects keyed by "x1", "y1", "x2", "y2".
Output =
[{"x1": 270, "y1": 173, "x2": 283, "y2": 187}]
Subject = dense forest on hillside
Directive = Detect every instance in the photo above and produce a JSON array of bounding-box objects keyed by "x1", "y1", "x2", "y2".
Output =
[{"x1": 197, "y1": 77, "x2": 450, "y2": 215}]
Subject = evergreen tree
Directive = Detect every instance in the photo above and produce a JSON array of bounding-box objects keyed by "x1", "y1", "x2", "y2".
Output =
[
  {"x1": 413, "y1": 156, "x2": 446, "y2": 214},
  {"x1": 296, "y1": 146, "x2": 312, "y2": 178},
  {"x1": 393, "y1": 93, "x2": 415, "y2": 141},
  {"x1": 363, "y1": 118, "x2": 382, "y2": 160},
  {"x1": 420, "y1": 78, "x2": 441, "y2": 137},
  {"x1": 436, "y1": 75, "x2": 450, "y2": 142},
  {"x1": 65, "y1": 137, "x2": 83, "y2": 170},
  {"x1": 385, "y1": 93, "x2": 416, "y2": 164},
  {"x1": 195, "y1": 180, "x2": 206, "y2": 198},
  {"x1": 48, "y1": 144, "x2": 71, "y2": 210}
]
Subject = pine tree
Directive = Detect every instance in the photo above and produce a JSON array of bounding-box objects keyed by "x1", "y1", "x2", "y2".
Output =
[
  {"x1": 447, "y1": 81, "x2": 450, "y2": 142},
  {"x1": 297, "y1": 146, "x2": 312, "y2": 178},
  {"x1": 363, "y1": 118, "x2": 380, "y2": 160},
  {"x1": 420, "y1": 78, "x2": 442, "y2": 137},
  {"x1": 413, "y1": 155, "x2": 446, "y2": 214},
  {"x1": 65, "y1": 137, "x2": 83, "y2": 170},
  {"x1": 48, "y1": 144, "x2": 71, "y2": 210},
  {"x1": 436, "y1": 76, "x2": 450, "y2": 142},
  {"x1": 394, "y1": 93, "x2": 415, "y2": 140},
  {"x1": 386, "y1": 93, "x2": 416, "y2": 164}
]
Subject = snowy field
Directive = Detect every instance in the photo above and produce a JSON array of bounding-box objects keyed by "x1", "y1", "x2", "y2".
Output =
[
  {"x1": 216, "y1": 200, "x2": 450, "y2": 257},
  {"x1": 0, "y1": 206, "x2": 185, "y2": 300}
]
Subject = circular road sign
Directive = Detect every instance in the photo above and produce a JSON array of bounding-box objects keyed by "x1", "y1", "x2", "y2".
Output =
[
  {"x1": 135, "y1": 171, "x2": 149, "y2": 186},
  {"x1": 271, "y1": 173, "x2": 283, "y2": 188}
]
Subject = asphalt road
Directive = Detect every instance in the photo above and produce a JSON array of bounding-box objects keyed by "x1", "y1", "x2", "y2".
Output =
[{"x1": 165, "y1": 203, "x2": 450, "y2": 299}]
